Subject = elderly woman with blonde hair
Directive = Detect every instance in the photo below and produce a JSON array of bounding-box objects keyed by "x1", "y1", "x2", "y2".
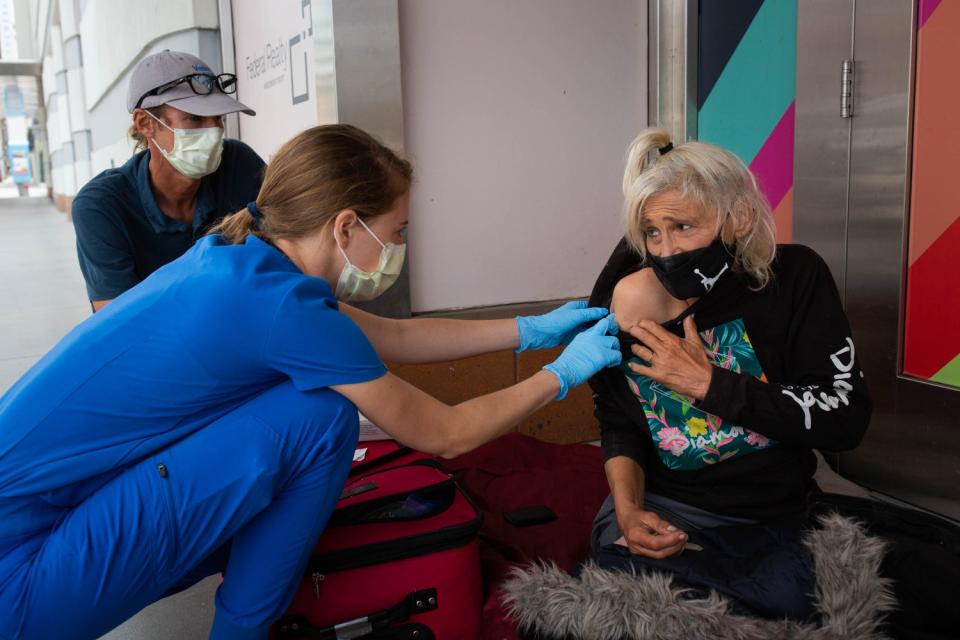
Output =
[{"x1": 586, "y1": 128, "x2": 872, "y2": 615}]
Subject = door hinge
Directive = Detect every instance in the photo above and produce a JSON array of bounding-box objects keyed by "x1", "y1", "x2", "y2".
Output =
[{"x1": 841, "y1": 59, "x2": 855, "y2": 118}]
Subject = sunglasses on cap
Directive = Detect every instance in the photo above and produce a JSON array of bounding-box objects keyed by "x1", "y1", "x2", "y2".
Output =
[{"x1": 134, "y1": 73, "x2": 238, "y2": 110}]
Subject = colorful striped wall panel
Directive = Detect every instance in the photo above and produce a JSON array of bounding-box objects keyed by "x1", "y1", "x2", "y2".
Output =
[
  {"x1": 902, "y1": 0, "x2": 960, "y2": 388},
  {"x1": 697, "y1": 0, "x2": 796, "y2": 242}
]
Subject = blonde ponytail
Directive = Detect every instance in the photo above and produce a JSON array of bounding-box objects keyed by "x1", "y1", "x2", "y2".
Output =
[{"x1": 622, "y1": 127, "x2": 672, "y2": 197}]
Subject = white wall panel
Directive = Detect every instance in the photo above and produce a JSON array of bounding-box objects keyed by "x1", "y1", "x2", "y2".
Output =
[
  {"x1": 400, "y1": 0, "x2": 648, "y2": 312},
  {"x1": 73, "y1": 157, "x2": 91, "y2": 186},
  {"x1": 34, "y1": 0, "x2": 50, "y2": 58},
  {"x1": 231, "y1": 0, "x2": 322, "y2": 161},
  {"x1": 56, "y1": 90, "x2": 70, "y2": 141},
  {"x1": 58, "y1": 0, "x2": 77, "y2": 40},
  {"x1": 49, "y1": 23, "x2": 62, "y2": 67},
  {"x1": 66, "y1": 67, "x2": 86, "y2": 131},
  {"x1": 50, "y1": 164, "x2": 61, "y2": 193},
  {"x1": 89, "y1": 133, "x2": 134, "y2": 176},
  {"x1": 45, "y1": 109, "x2": 59, "y2": 153},
  {"x1": 79, "y1": 0, "x2": 218, "y2": 109},
  {"x1": 41, "y1": 51, "x2": 56, "y2": 103}
]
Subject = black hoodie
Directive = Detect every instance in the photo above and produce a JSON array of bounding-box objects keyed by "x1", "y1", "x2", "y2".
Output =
[{"x1": 587, "y1": 239, "x2": 871, "y2": 518}]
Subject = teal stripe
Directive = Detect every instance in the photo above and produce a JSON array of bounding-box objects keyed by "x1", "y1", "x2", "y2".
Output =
[{"x1": 698, "y1": 0, "x2": 797, "y2": 164}]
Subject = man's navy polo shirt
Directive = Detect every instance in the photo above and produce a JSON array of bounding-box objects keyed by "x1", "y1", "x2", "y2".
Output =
[{"x1": 72, "y1": 139, "x2": 265, "y2": 301}]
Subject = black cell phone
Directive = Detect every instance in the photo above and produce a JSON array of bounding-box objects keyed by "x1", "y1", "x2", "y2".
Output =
[{"x1": 503, "y1": 505, "x2": 558, "y2": 527}]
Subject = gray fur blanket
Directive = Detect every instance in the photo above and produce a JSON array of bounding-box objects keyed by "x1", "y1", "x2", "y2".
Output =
[{"x1": 502, "y1": 513, "x2": 896, "y2": 640}]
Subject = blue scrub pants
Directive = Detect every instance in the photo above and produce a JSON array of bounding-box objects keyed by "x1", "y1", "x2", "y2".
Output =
[{"x1": 0, "y1": 381, "x2": 358, "y2": 640}]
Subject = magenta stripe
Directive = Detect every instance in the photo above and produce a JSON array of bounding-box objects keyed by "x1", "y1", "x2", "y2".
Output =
[
  {"x1": 749, "y1": 101, "x2": 795, "y2": 210},
  {"x1": 919, "y1": 0, "x2": 942, "y2": 29}
]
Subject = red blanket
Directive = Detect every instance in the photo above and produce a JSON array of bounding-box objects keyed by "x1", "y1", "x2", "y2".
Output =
[{"x1": 444, "y1": 433, "x2": 609, "y2": 640}]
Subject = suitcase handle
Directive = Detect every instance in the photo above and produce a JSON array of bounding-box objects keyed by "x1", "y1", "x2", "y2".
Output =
[
  {"x1": 350, "y1": 446, "x2": 416, "y2": 476},
  {"x1": 276, "y1": 588, "x2": 438, "y2": 639}
]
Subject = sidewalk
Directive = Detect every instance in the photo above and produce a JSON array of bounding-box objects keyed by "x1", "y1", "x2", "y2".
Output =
[
  {"x1": 0, "y1": 197, "x2": 217, "y2": 639},
  {"x1": 0, "y1": 197, "x2": 90, "y2": 391}
]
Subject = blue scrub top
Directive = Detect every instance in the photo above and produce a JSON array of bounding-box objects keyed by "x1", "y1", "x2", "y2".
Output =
[
  {"x1": 72, "y1": 140, "x2": 265, "y2": 301},
  {"x1": 0, "y1": 234, "x2": 386, "y2": 535}
]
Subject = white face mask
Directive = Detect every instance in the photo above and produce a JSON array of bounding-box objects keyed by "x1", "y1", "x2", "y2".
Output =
[
  {"x1": 334, "y1": 218, "x2": 406, "y2": 302},
  {"x1": 147, "y1": 111, "x2": 224, "y2": 179}
]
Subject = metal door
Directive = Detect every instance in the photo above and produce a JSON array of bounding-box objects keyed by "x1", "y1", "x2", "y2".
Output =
[{"x1": 795, "y1": 0, "x2": 960, "y2": 518}]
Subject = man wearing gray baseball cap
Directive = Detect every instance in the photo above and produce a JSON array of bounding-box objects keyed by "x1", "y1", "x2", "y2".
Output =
[{"x1": 72, "y1": 50, "x2": 265, "y2": 311}]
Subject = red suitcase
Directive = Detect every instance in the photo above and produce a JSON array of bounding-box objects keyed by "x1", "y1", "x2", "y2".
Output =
[
  {"x1": 350, "y1": 440, "x2": 432, "y2": 477},
  {"x1": 274, "y1": 461, "x2": 483, "y2": 640}
]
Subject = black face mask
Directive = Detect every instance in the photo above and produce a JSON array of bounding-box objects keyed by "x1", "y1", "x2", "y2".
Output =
[{"x1": 647, "y1": 238, "x2": 733, "y2": 300}]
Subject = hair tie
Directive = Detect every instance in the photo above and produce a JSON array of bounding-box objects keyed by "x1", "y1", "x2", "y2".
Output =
[
  {"x1": 658, "y1": 142, "x2": 674, "y2": 156},
  {"x1": 246, "y1": 201, "x2": 262, "y2": 226}
]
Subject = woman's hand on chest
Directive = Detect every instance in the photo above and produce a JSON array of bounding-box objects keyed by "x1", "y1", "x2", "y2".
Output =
[{"x1": 625, "y1": 315, "x2": 714, "y2": 401}]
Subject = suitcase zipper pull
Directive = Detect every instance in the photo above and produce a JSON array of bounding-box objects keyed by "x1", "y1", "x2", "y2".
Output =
[{"x1": 312, "y1": 572, "x2": 324, "y2": 600}]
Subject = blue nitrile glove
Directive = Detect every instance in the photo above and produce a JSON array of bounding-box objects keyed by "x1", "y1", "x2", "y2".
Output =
[
  {"x1": 516, "y1": 300, "x2": 610, "y2": 352},
  {"x1": 542, "y1": 313, "x2": 622, "y2": 400}
]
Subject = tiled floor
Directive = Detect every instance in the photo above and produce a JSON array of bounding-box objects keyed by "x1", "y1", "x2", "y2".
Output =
[{"x1": 0, "y1": 197, "x2": 217, "y2": 639}]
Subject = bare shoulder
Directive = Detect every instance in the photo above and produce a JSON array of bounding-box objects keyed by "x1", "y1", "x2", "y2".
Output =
[{"x1": 611, "y1": 269, "x2": 675, "y2": 330}]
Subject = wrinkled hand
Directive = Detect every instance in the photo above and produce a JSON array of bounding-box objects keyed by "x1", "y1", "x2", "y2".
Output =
[
  {"x1": 542, "y1": 314, "x2": 621, "y2": 400},
  {"x1": 626, "y1": 315, "x2": 713, "y2": 401},
  {"x1": 516, "y1": 300, "x2": 610, "y2": 352},
  {"x1": 615, "y1": 509, "x2": 687, "y2": 559}
]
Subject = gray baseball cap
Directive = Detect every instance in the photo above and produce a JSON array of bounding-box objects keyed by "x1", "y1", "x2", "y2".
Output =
[{"x1": 126, "y1": 50, "x2": 255, "y2": 116}]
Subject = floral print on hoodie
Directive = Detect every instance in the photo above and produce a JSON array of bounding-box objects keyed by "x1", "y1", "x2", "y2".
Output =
[{"x1": 622, "y1": 318, "x2": 776, "y2": 470}]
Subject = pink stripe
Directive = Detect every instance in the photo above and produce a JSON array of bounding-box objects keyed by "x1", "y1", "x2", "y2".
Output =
[
  {"x1": 919, "y1": 0, "x2": 942, "y2": 29},
  {"x1": 749, "y1": 101, "x2": 795, "y2": 210}
]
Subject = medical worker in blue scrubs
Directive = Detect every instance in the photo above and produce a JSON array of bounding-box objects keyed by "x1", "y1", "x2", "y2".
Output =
[{"x1": 0, "y1": 124, "x2": 621, "y2": 639}]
